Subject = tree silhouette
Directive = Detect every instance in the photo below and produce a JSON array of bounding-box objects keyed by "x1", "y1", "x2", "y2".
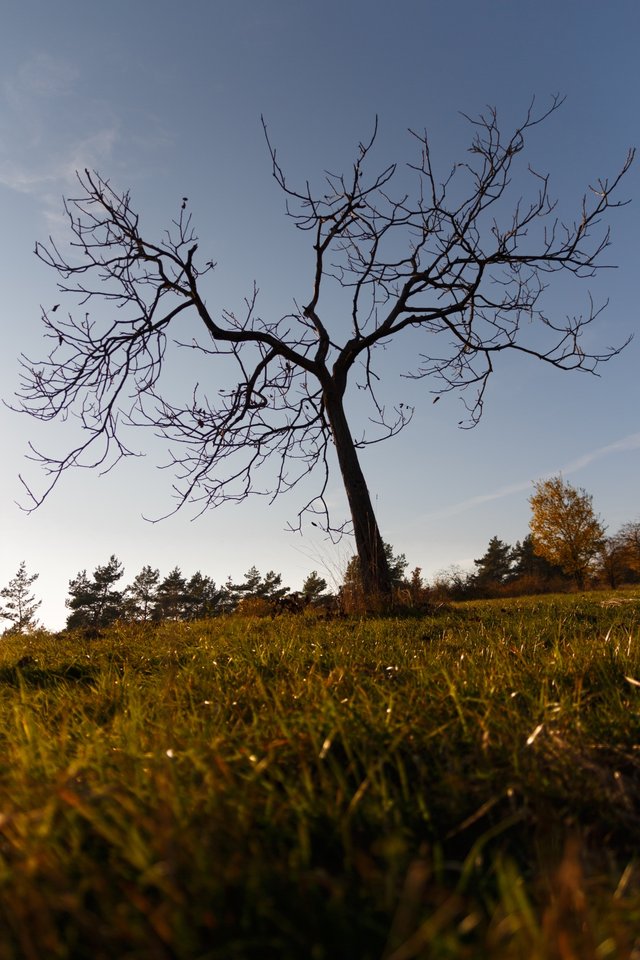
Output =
[
  {"x1": 617, "y1": 521, "x2": 640, "y2": 577},
  {"x1": 183, "y1": 572, "x2": 224, "y2": 619},
  {"x1": 153, "y1": 567, "x2": 187, "y2": 620},
  {"x1": 509, "y1": 534, "x2": 567, "y2": 585},
  {"x1": 0, "y1": 561, "x2": 41, "y2": 634},
  {"x1": 597, "y1": 535, "x2": 630, "y2": 589},
  {"x1": 66, "y1": 555, "x2": 124, "y2": 629},
  {"x1": 226, "y1": 566, "x2": 288, "y2": 607},
  {"x1": 17, "y1": 98, "x2": 633, "y2": 602},
  {"x1": 124, "y1": 565, "x2": 160, "y2": 621},
  {"x1": 342, "y1": 541, "x2": 407, "y2": 610},
  {"x1": 473, "y1": 536, "x2": 513, "y2": 586},
  {"x1": 301, "y1": 570, "x2": 328, "y2": 602}
]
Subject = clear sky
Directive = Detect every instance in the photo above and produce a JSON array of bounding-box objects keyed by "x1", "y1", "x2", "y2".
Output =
[{"x1": 1, "y1": 0, "x2": 638, "y2": 629}]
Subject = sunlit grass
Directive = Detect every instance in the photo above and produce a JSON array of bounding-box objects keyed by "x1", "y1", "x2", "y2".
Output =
[{"x1": 1, "y1": 591, "x2": 640, "y2": 957}]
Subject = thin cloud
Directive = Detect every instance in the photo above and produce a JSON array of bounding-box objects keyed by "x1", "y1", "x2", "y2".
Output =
[
  {"x1": 421, "y1": 431, "x2": 640, "y2": 522},
  {"x1": 0, "y1": 52, "x2": 119, "y2": 209},
  {"x1": 421, "y1": 479, "x2": 533, "y2": 522},
  {"x1": 3, "y1": 52, "x2": 77, "y2": 105}
]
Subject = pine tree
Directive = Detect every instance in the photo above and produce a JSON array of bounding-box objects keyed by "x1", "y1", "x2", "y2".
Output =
[
  {"x1": 124, "y1": 565, "x2": 160, "y2": 620},
  {"x1": 473, "y1": 536, "x2": 513, "y2": 587},
  {"x1": 227, "y1": 567, "x2": 288, "y2": 606},
  {"x1": 259, "y1": 570, "x2": 288, "y2": 600},
  {"x1": 66, "y1": 556, "x2": 124, "y2": 629},
  {"x1": 0, "y1": 562, "x2": 41, "y2": 634},
  {"x1": 66, "y1": 571, "x2": 94, "y2": 629},
  {"x1": 408, "y1": 567, "x2": 428, "y2": 604},
  {"x1": 301, "y1": 570, "x2": 328, "y2": 602},
  {"x1": 509, "y1": 535, "x2": 568, "y2": 584},
  {"x1": 343, "y1": 543, "x2": 407, "y2": 593},
  {"x1": 183, "y1": 572, "x2": 223, "y2": 620},
  {"x1": 342, "y1": 543, "x2": 408, "y2": 610},
  {"x1": 229, "y1": 566, "x2": 262, "y2": 603},
  {"x1": 153, "y1": 568, "x2": 187, "y2": 620}
]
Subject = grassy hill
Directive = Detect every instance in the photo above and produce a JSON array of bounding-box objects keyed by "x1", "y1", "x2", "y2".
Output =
[{"x1": 1, "y1": 591, "x2": 639, "y2": 958}]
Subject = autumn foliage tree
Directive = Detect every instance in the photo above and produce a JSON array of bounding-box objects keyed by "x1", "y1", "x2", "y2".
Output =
[
  {"x1": 16, "y1": 98, "x2": 633, "y2": 604},
  {"x1": 529, "y1": 477, "x2": 604, "y2": 589}
]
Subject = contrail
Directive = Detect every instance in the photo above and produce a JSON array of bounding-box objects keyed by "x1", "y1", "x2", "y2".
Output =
[
  {"x1": 421, "y1": 432, "x2": 640, "y2": 522},
  {"x1": 560, "y1": 432, "x2": 640, "y2": 474}
]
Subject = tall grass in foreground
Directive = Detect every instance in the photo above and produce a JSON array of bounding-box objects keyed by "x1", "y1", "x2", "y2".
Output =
[{"x1": 1, "y1": 592, "x2": 639, "y2": 958}]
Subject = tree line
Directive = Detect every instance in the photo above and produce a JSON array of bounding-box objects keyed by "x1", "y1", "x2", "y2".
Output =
[
  {"x1": 62, "y1": 562, "x2": 331, "y2": 632},
  {"x1": 0, "y1": 559, "x2": 333, "y2": 634},
  {"x1": 2, "y1": 476, "x2": 638, "y2": 633}
]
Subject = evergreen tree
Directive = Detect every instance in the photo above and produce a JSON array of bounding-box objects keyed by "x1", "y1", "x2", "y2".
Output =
[
  {"x1": 473, "y1": 536, "x2": 513, "y2": 586},
  {"x1": 0, "y1": 561, "x2": 41, "y2": 634},
  {"x1": 183, "y1": 572, "x2": 223, "y2": 620},
  {"x1": 154, "y1": 568, "x2": 187, "y2": 620},
  {"x1": 301, "y1": 570, "x2": 328, "y2": 602},
  {"x1": 386, "y1": 545, "x2": 408, "y2": 586},
  {"x1": 259, "y1": 570, "x2": 288, "y2": 600},
  {"x1": 342, "y1": 543, "x2": 408, "y2": 610},
  {"x1": 229, "y1": 566, "x2": 262, "y2": 604},
  {"x1": 124, "y1": 565, "x2": 160, "y2": 620},
  {"x1": 408, "y1": 566, "x2": 428, "y2": 604},
  {"x1": 227, "y1": 567, "x2": 289, "y2": 607},
  {"x1": 509, "y1": 535, "x2": 568, "y2": 584},
  {"x1": 66, "y1": 571, "x2": 94, "y2": 629},
  {"x1": 66, "y1": 555, "x2": 124, "y2": 629},
  {"x1": 343, "y1": 542, "x2": 407, "y2": 595}
]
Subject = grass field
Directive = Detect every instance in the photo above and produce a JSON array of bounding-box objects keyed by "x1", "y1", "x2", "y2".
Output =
[{"x1": 1, "y1": 591, "x2": 639, "y2": 959}]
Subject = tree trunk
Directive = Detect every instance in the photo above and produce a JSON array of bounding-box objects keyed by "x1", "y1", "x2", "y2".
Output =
[{"x1": 323, "y1": 388, "x2": 392, "y2": 602}]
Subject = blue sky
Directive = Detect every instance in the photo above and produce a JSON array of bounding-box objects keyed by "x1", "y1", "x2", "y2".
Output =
[{"x1": 1, "y1": 0, "x2": 638, "y2": 628}]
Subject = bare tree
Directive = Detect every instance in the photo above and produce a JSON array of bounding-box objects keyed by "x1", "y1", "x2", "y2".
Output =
[
  {"x1": 617, "y1": 520, "x2": 640, "y2": 576},
  {"x1": 15, "y1": 97, "x2": 633, "y2": 602}
]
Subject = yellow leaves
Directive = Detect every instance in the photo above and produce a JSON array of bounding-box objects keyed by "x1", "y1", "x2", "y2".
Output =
[{"x1": 529, "y1": 476, "x2": 604, "y2": 585}]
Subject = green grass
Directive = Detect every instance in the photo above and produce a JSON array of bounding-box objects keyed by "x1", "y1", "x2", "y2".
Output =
[{"x1": 1, "y1": 591, "x2": 640, "y2": 958}]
